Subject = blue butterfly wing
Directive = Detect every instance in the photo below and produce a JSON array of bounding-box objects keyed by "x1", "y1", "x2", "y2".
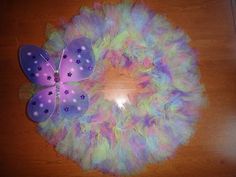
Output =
[
  {"x1": 59, "y1": 84, "x2": 89, "y2": 119},
  {"x1": 19, "y1": 45, "x2": 56, "y2": 86},
  {"x1": 59, "y1": 37, "x2": 96, "y2": 83},
  {"x1": 27, "y1": 87, "x2": 57, "y2": 122}
]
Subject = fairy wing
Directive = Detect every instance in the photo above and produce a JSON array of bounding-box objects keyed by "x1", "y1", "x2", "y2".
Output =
[
  {"x1": 59, "y1": 37, "x2": 95, "y2": 83},
  {"x1": 58, "y1": 37, "x2": 94, "y2": 118},
  {"x1": 27, "y1": 87, "x2": 56, "y2": 122},
  {"x1": 59, "y1": 85, "x2": 89, "y2": 119},
  {"x1": 19, "y1": 45, "x2": 56, "y2": 86}
]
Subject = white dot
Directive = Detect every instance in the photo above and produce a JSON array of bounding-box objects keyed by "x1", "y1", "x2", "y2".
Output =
[
  {"x1": 70, "y1": 68, "x2": 75, "y2": 72},
  {"x1": 79, "y1": 67, "x2": 83, "y2": 70},
  {"x1": 38, "y1": 95, "x2": 42, "y2": 99},
  {"x1": 48, "y1": 99, "x2": 52, "y2": 103},
  {"x1": 69, "y1": 59, "x2": 73, "y2": 63},
  {"x1": 77, "y1": 54, "x2": 81, "y2": 58},
  {"x1": 34, "y1": 60, "x2": 38, "y2": 64},
  {"x1": 33, "y1": 111, "x2": 38, "y2": 116},
  {"x1": 71, "y1": 90, "x2": 75, "y2": 94},
  {"x1": 27, "y1": 52, "x2": 32, "y2": 56},
  {"x1": 73, "y1": 98, "x2": 77, "y2": 103},
  {"x1": 63, "y1": 99, "x2": 66, "y2": 103},
  {"x1": 46, "y1": 63, "x2": 50, "y2": 66},
  {"x1": 39, "y1": 103, "x2": 44, "y2": 107},
  {"x1": 27, "y1": 68, "x2": 31, "y2": 71},
  {"x1": 81, "y1": 46, "x2": 86, "y2": 50},
  {"x1": 35, "y1": 73, "x2": 39, "y2": 77},
  {"x1": 77, "y1": 106, "x2": 81, "y2": 111},
  {"x1": 86, "y1": 59, "x2": 90, "y2": 63}
]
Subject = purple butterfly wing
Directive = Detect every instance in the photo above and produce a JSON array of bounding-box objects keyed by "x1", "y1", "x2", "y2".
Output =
[
  {"x1": 59, "y1": 37, "x2": 95, "y2": 83},
  {"x1": 59, "y1": 85, "x2": 89, "y2": 118},
  {"x1": 19, "y1": 45, "x2": 56, "y2": 86},
  {"x1": 27, "y1": 87, "x2": 56, "y2": 122}
]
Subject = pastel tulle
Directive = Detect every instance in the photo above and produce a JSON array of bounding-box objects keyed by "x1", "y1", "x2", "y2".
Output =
[{"x1": 38, "y1": 2, "x2": 204, "y2": 175}]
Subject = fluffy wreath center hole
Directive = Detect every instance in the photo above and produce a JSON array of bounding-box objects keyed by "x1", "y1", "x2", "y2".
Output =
[{"x1": 101, "y1": 62, "x2": 145, "y2": 109}]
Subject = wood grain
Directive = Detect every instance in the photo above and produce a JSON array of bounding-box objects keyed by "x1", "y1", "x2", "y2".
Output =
[{"x1": 0, "y1": 0, "x2": 236, "y2": 177}]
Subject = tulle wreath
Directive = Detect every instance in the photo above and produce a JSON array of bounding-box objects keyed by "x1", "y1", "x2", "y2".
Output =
[{"x1": 37, "y1": 2, "x2": 204, "y2": 175}]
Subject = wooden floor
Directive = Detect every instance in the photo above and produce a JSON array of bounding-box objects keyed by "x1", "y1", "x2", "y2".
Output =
[{"x1": 1, "y1": 0, "x2": 236, "y2": 177}]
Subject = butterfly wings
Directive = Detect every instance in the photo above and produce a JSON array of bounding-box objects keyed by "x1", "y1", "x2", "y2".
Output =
[
  {"x1": 56, "y1": 37, "x2": 95, "y2": 120},
  {"x1": 19, "y1": 45, "x2": 56, "y2": 86},
  {"x1": 59, "y1": 37, "x2": 95, "y2": 83},
  {"x1": 19, "y1": 37, "x2": 95, "y2": 86},
  {"x1": 57, "y1": 37, "x2": 94, "y2": 120},
  {"x1": 27, "y1": 84, "x2": 89, "y2": 122},
  {"x1": 27, "y1": 87, "x2": 57, "y2": 122},
  {"x1": 59, "y1": 85, "x2": 89, "y2": 119},
  {"x1": 19, "y1": 45, "x2": 57, "y2": 122},
  {"x1": 19, "y1": 37, "x2": 95, "y2": 122}
]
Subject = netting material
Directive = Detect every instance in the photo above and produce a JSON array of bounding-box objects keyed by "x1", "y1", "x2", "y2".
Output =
[{"x1": 38, "y1": 2, "x2": 204, "y2": 175}]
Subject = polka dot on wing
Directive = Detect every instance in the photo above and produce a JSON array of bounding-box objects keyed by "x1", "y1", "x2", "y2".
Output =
[
  {"x1": 77, "y1": 48, "x2": 82, "y2": 53},
  {"x1": 73, "y1": 98, "x2": 77, "y2": 103},
  {"x1": 80, "y1": 95, "x2": 85, "y2": 100},
  {"x1": 33, "y1": 111, "x2": 38, "y2": 116},
  {"x1": 27, "y1": 52, "x2": 32, "y2": 56},
  {"x1": 39, "y1": 103, "x2": 44, "y2": 107},
  {"x1": 44, "y1": 109, "x2": 49, "y2": 114},
  {"x1": 37, "y1": 66, "x2": 42, "y2": 71},
  {"x1": 64, "y1": 90, "x2": 69, "y2": 95},
  {"x1": 88, "y1": 66, "x2": 93, "y2": 71},
  {"x1": 81, "y1": 46, "x2": 86, "y2": 50},
  {"x1": 76, "y1": 59, "x2": 81, "y2": 64},
  {"x1": 64, "y1": 107, "x2": 69, "y2": 112}
]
